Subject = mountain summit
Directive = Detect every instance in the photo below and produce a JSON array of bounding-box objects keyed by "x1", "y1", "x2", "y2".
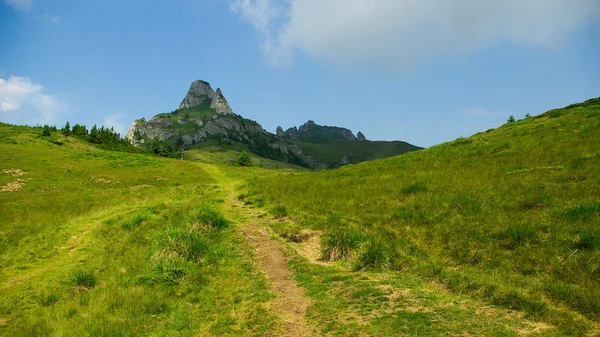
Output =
[{"x1": 126, "y1": 79, "x2": 421, "y2": 169}]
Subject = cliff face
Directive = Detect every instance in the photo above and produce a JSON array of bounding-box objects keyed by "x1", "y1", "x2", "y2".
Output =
[
  {"x1": 277, "y1": 120, "x2": 365, "y2": 143},
  {"x1": 126, "y1": 80, "x2": 328, "y2": 170},
  {"x1": 179, "y1": 80, "x2": 215, "y2": 109},
  {"x1": 126, "y1": 79, "x2": 420, "y2": 170}
]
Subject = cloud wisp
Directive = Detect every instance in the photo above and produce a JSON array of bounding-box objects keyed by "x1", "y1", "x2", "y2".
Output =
[
  {"x1": 0, "y1": 76, "x2": 65, "y2": 125},
  {"x1": 231, "y1": 0, "x2": 600, "y2": 72},
  {"x1": 4, "y1": 0, "x2": 32, "y2": 11}
]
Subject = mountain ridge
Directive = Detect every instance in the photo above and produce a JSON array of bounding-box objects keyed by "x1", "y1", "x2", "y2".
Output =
[{"x1": 126, "y1": 79, "x2": 421, "y2": 169}]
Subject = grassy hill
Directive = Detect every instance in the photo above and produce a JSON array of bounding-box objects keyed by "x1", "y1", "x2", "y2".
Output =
[
  {"x1": 0, "y1": 124, "x2": 278, "y2": 336},
  {"x1": 1, "y1": 97, "x2": 599, "y2": 336},
  {"x1": 244, "y1": 97, "x2": 600, "y2": 335}
]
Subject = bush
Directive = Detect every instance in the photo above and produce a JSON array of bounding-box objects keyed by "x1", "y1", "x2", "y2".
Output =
[
  {"x1": 238, "y1": 151, "x2": 253, "y2": 167},
  {"x1": 42, "y1": 125, "x2": 51, "y2": 136},
  {"x1": 320, "y1": 226, "x2": 364, "y2": 261},
  {"x1": 69, "y1": 270, "x2": 97, "y2": 289},
  {"x1": 507, "y1": 115, "x2": 516, "y2": 123}
]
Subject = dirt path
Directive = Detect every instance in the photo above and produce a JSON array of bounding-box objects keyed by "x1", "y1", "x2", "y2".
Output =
[{"x1": 202, "y1": 164, "x2": 317, "y2": 337}]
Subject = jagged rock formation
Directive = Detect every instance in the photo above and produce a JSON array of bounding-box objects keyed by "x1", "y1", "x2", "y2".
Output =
[
  {"x1": 179, "y1": 80, "x2": 215, "y2": 109},
  {"x1": 277, "y1": 120, "x2": 361, "y2": 143},
  {"x1": 127, "y1": 80, "x2": 328, "y2": 170},
  {"x1": 127, "y1": 79, "x2": 420, "y2": 170},
  {"x1": 210, "y1": 88, "x2": 233, "y2": 114}
]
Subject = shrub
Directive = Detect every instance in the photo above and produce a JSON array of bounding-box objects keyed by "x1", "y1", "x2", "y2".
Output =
[
  {"x1": 320, "y1": 226, "x2": 364, "y2": 261},
  {"x1": 238, "y1": 151, "x2": 253, "y2": 167},
  {"x1": 42, "y1": 125, "x2": 51, "y2": 136},
  {"x1": 271, "y1": 205, "x2": 288, "y2": 219},
  {"x1": 69, "y1": 270, "x2": 97, "y2": 289},
  {"x1": 507, "y1": 115, "x2": 516, "y2": 123},
  {"x1": 401, "y1": 181, "x2": 427, "y2": 194},
  {"x1": 355, "y1": 241, "x2": 391, "y2": 271}
]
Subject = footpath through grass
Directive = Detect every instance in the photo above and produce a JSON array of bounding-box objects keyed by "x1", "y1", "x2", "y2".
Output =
[
  {"x1": 0, "y1": 125, "x2": 277, "y2": 336},
  {"x1": 244, "y1": 98, "x2": 600, "y2": 335}
]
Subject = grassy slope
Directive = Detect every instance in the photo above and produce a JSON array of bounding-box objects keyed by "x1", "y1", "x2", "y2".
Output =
[
  {"x1": 290, "y1": 139, "x2": 422, "y2": 168},
  {"x1": 0, "y1": 125, "x2": 276, "y2": 336},
  {"x1": 247, "y1": 98, "x2": 600, "y2": 335}
]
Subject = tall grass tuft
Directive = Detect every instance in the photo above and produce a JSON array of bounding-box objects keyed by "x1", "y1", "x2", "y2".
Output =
[
  {"x1": 401, "y1": 181, "x2": 427, "y2": 194},
  {"x1": 320, "y1": 226, "x2": 364, "y2": 261},
  {"x1": 505, "y1": 224, "x2": 538, "y2": 248},
  {"x1": 69, "y1": 270, "x2": 97, "y2": 289},
  {"x1": 187, "y1": 203, "x2": 230, "y2": 229},
  {"x1": 354, "y1": 241, "x2": 391, "y2": 271},
  {"x1": 562, "y1": 204, "x2": 599, "y2": 222},
  {"x1": 271, "y1": 204, "x2": 288, "y2": 219},
  {"x1": 122, "y1": 210, "x2": 153, "y2": 229},
  {"x1": 576, "y1": 228, "x2": 600, "y2": 250}
]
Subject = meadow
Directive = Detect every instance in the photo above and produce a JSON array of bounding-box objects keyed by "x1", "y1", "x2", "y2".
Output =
[
  {"x1": 245, "y1": 98, "x2": 600, "y2": 335},
  {"x1": 0, "y1": 124, "x2": 276, "y2": 336},
  {"x1": 1, "y1": 97, "x2": 599, "y2": 336}
]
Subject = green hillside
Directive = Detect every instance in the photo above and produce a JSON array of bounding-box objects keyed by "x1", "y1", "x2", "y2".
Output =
[
  {"x1": 1, "y1": 97, "x2": 599, "y2": 336},
  {"x1": 290, "y1": 139, "x2": 422, "y2": 168},
  {"x1": 0, "y1": 124, "x2": 277, "y2": 336},
  {"x1": 245, "y1": 97, "x2": 600, "y2": 335}
]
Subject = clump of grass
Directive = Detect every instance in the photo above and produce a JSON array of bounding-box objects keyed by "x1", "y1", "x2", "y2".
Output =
[
  {"x1": 271, "y1": 205, "x2": 288, "y2": 219},
  {"x1": 122, "y1": 210, "x2": 152, "y2": 229},
  {"x1": 187, "y1": 203, "x2": 230, "y2": 229},
  {"x1": 153, "y1": 226, "x2": 209, "y2": 263},
  {"x1": 39, "y1": 293, "x2": 60, "y2": 307},
  {"x1": 575, "y1": 229, "x2": 600, "y2": 250},
  {"x1": 320, "y1": 226, "x2": 364, "y2": 261},
  {"x1": 505, "y1": 224, "x2": 538, "y2": 248},
  {"x1": 354, "y1": 241, "x2": 391, "y2": 271},
  {"x1": 401, "y1": 181, "x2": 427, "y2": 194},
  {"x1": 562, "y1": 204, "x2": 599, "y2": 222},
  {"x1": 69, "y1": 270, "x2": 97, "y2": 289}
]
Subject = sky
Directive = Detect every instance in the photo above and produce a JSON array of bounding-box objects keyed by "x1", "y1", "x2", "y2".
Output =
[{"x1": 1, "y1": 0, "x2": 599, "y2": 147}]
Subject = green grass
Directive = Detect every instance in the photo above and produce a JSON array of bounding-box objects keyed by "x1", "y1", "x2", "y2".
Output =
[
  {"x1": 0, "y1": 124, "x2": 276, "y2": 336},
  {"x1": 247, "y1": 97, "x2": 600, "y2": 334}
]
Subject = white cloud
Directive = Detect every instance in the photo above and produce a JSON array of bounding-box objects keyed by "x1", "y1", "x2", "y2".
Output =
[
  {"x1": 4, "y1": 0, "x2": 33, "y2": 11},
  {"x1": 231, "y1": 0, "x2": 600, "y2": 71},
  {"x1": 0, "y1": 76, "x2": 65, "y2": 125}
]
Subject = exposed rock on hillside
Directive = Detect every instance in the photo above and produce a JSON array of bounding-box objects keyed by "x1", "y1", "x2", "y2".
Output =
[
  {"x1": 277, "y1": 120, "x2": 361, "y2": 143},
  {"x1": 357, "y1": 131, "x2": 366, "y2": 141},
  {"x1": 210, "y1": 88, "x2": 233, "y2": 114},
  {"x1": 179, "y1": 80, "x2": 215, "y2": 109}
]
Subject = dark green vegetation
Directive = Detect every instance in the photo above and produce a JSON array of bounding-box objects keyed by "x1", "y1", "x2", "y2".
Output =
[
  {"x1": 290, "y1": 139, "x2": 421, "y2": 168},
  {"x1": 247, "y1": 97, "x2": 600, "y2": 335},
  {"x1": 0, "y1": 124, "x2": 275, "y2": 336}
]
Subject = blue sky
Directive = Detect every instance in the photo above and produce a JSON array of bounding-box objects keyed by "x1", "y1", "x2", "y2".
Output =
[{"x1": 1, "y1": 0, "x2": 599, "y2": 147}]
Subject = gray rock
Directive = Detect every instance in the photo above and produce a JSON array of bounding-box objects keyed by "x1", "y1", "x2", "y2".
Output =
[
  {"x1": 179, "y1": 80, "x2": 215, "y2": 109},
  {"x1": 210, "y1": 88, "x2": 233, "y2": 114},
  {"x1": 357, "y1": 131, "x2": 367, "y2": 141}
]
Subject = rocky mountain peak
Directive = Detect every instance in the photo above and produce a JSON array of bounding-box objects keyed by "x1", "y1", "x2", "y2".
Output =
[
  {"x1": 179, "y1": 80, "x2": 215, "y2": 109},
  {"x1": 210, "y1": 88, "x2": 233, "y2": 114},
  {"x1": 357, "y1": 131, "x2": 367, "y2": 141}
]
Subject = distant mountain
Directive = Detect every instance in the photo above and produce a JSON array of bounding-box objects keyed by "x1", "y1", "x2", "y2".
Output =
[{"x1": 126, "y1": 80, "x2": 421, "y2": 169}]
